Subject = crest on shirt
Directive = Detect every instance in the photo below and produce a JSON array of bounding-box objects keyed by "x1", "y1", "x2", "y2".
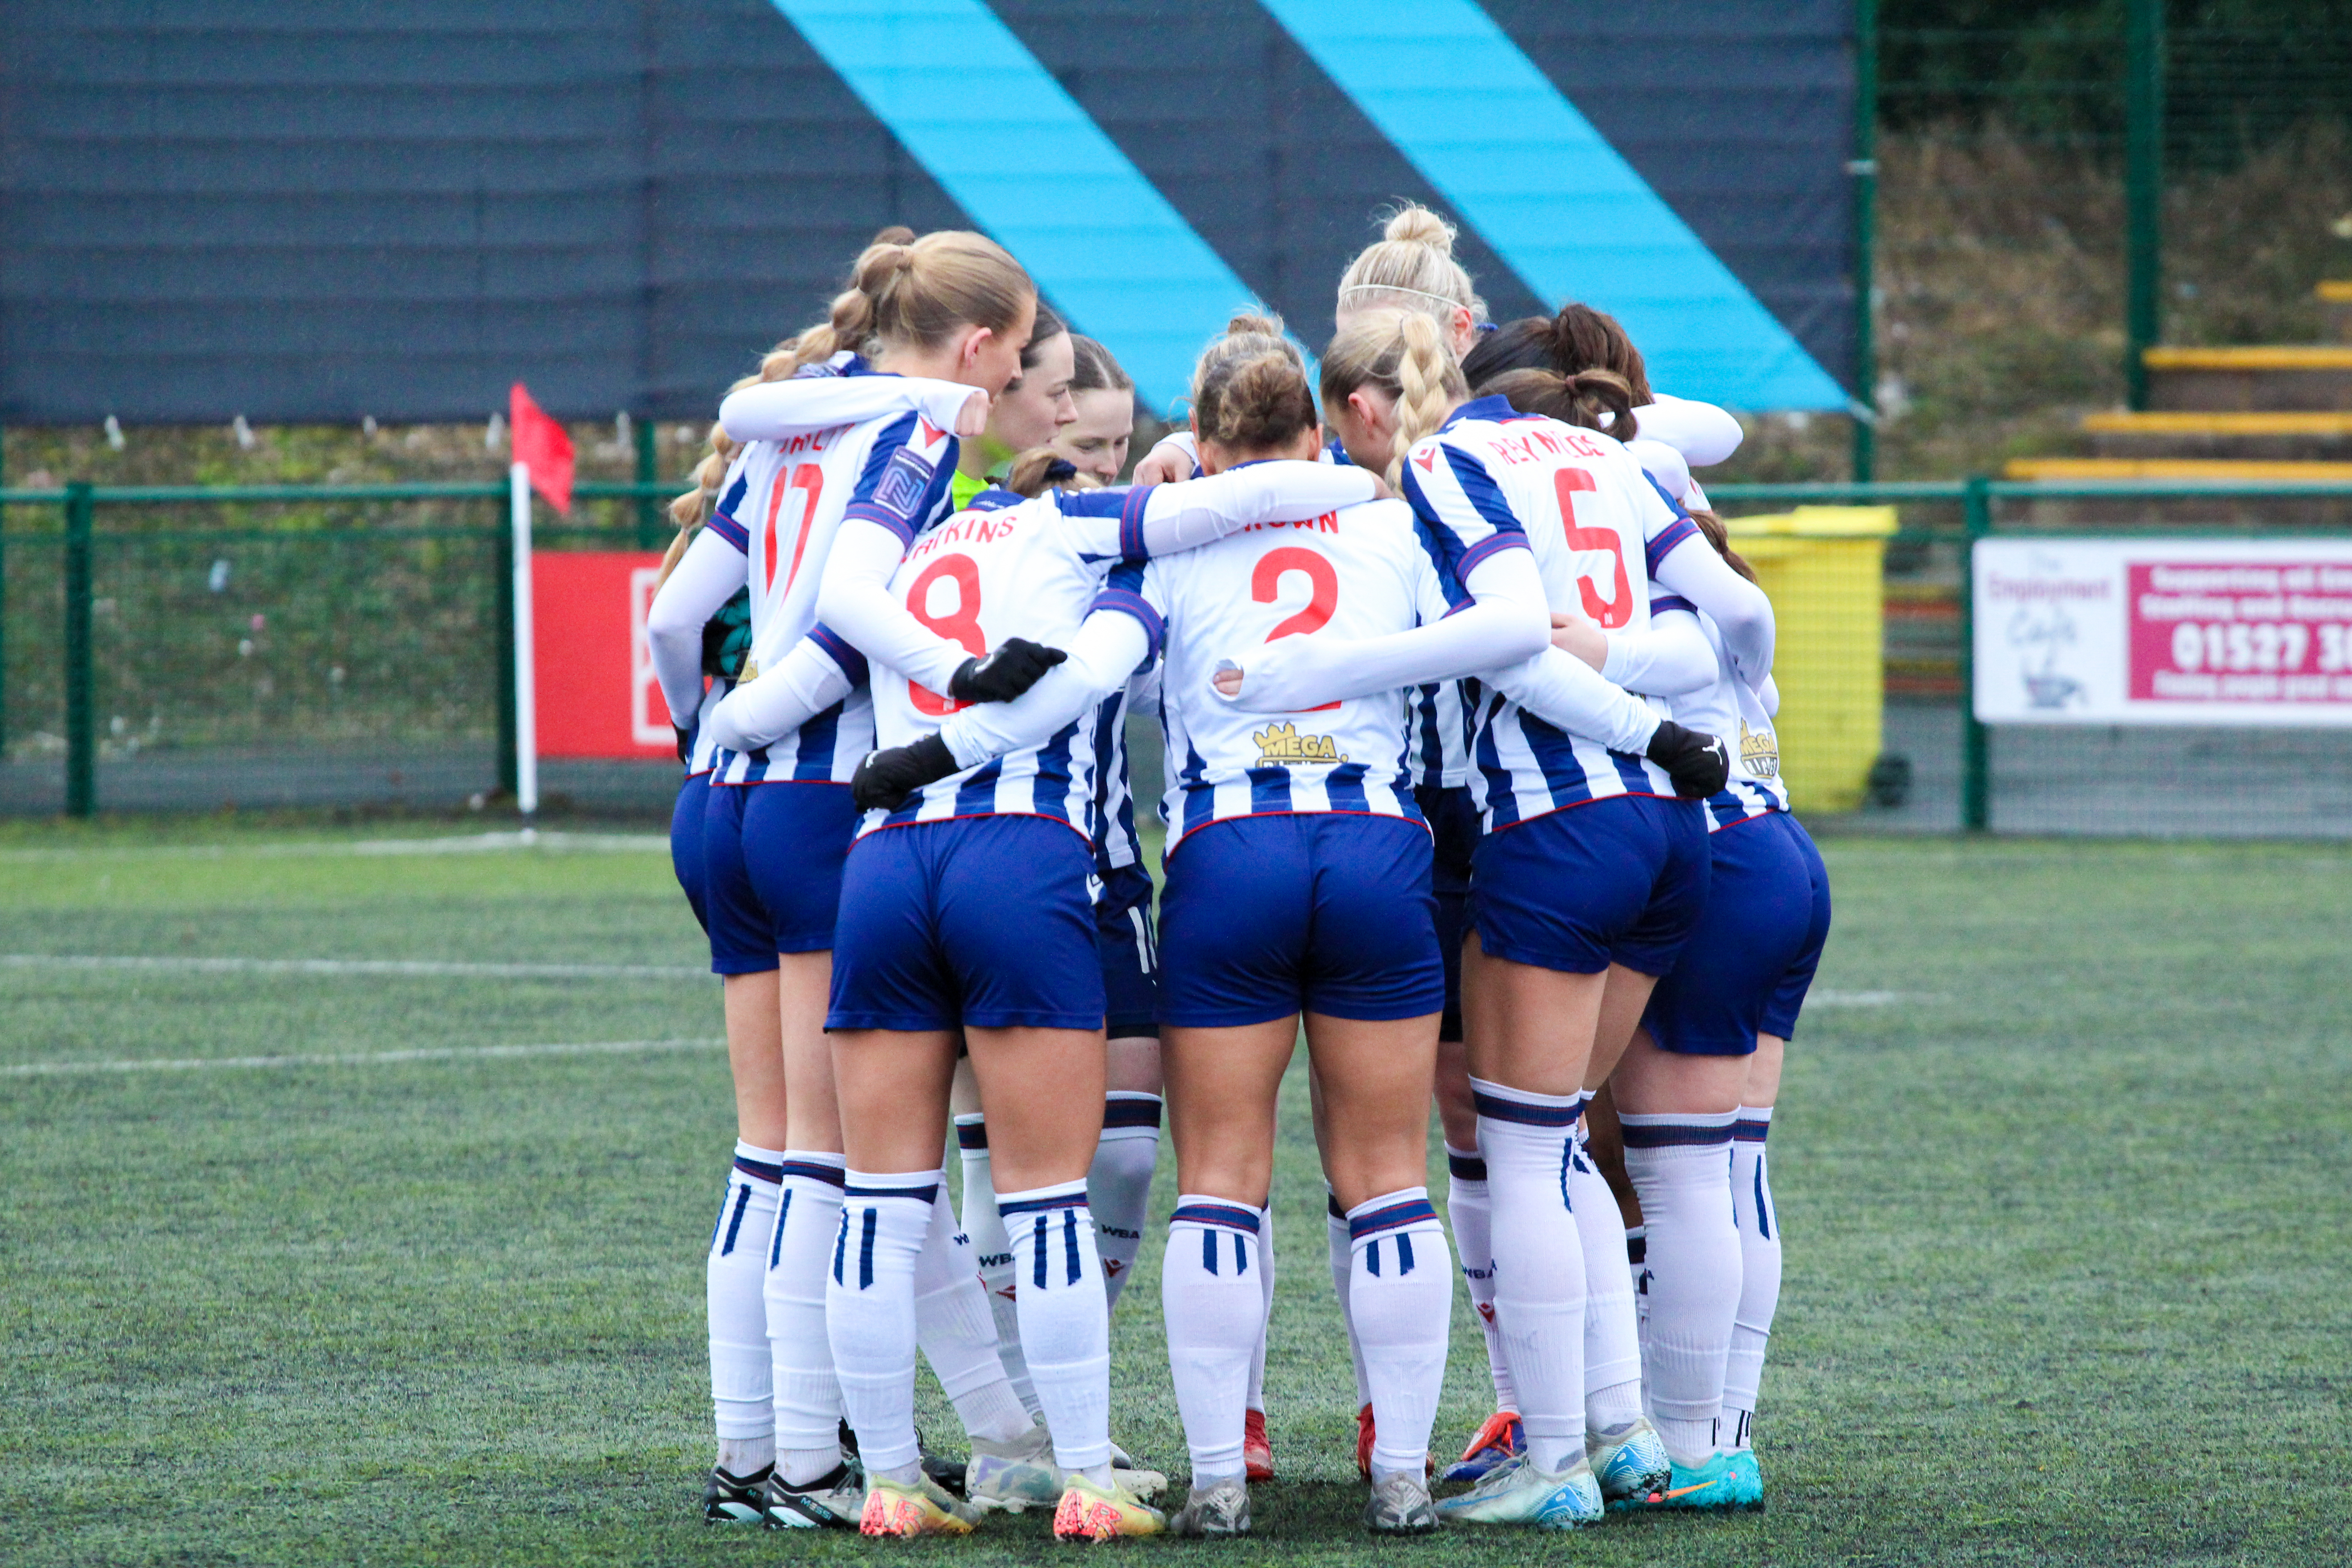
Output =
[
  {"x1": 871, "y1": 447, "x2": 936, "y2": 520},
  {"x1": 1738, "y1": 719, "x2": 1779, "y2": 779},
  {"x1": 1254, "y1": 722, "x2": 1348, "y2": 767}
]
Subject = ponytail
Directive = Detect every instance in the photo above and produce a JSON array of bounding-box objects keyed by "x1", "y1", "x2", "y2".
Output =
[
  {"x1": 1320, "y1": 308, "x2": 1469, "y2": 488},
  {"x1": 1478, "y1": 367, "x2": 1640, "y2": 444},
  {"x1": 1191, "y1": 311, "x2": 1317, "y2": 456},
  {"x1": 1003, "y1": 446, "x2": 1098, "y2": 497},
  {"x1": 1462, "y1": 303, "x2": 1653, "y2": 406},
  {"x1": 666, "y1": 224, "x2": 1034, "y2": 538},
  {"x1": 1686, "y1": 508, "x2": 1758, "y2": 584}
]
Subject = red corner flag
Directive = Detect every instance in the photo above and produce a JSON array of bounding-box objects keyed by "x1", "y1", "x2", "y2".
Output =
[{"x1": 509, "y1": 382, "x2": 575, "y2": 514}]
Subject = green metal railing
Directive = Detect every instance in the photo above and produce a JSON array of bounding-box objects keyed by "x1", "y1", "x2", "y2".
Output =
[{"x1": 5, "y1": 476, "x2": 2352, "y2": 825}]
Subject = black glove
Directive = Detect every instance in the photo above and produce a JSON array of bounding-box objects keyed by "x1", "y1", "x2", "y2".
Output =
[
  {"x1": 673, "y1": 722, "x2": 695, "y2": 766},
  {"x1": 1645, "y1": 720, "x2": 1731, "y2": 799},
  {"x1": 948, "y1": 637, "x2": 1067, "y2": 704},
  {"x1": 851, "y1": 734, "x2": 962, "y2": 813}
]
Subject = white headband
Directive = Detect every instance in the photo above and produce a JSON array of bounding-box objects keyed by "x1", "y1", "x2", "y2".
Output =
[{"x1": 1338, "y1": 283, "x2": 1471, "y2": 314}]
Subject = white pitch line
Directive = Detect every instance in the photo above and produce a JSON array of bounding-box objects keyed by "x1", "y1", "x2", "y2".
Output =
[
  {"x1": 4, "y1": 1037, "x2": 726, "y2": 1077},
  {"x1": 1807, "y1": 990, "x2": 1909, "y2": 1006},
  {"x1": 0, "y1": 831, "x2": 669, "y2": 864},
  {"x1": 0, "y1": 954, "x2": 707, "y2": 980}
]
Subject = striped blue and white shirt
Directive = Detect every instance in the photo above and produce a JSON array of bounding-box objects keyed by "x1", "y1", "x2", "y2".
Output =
[
  {"x1": 1402, "y1": 397, "x2": 1700, "y2": 832},
  {"x1": 708, "y1": 363, "x2": 960, "y2": 786},
  {"x1": 1108, "y1": 498, "x2": 1460, "y2": 849}
]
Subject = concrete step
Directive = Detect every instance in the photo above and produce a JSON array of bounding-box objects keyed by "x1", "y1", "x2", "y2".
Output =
[
  {"x1": 2006, "y1": 456, "x2": 2352, "y2": 481},
  {"x1": 2324, "y1": 280, "x2": 2352, "y2": 344},
  {"x1": 2143, "y1": 345, "x2": 2352, "y2": 411},
  {"x1": 2083, "y1": 409, "x2": 2352, "y2": 462}
]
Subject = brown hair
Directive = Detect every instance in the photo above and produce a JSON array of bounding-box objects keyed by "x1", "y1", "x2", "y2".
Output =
[
  {"x1": 1068, "y1": 334, "x2": 1133, "y2": 396},
  {"x1": 1003, "y1": 446, "x2": 1103, "y2": 498},
  {"x1": 665, "y1": 226, "x2": 1035, "y2": 535},
  {"x1": 1191, "y1": 311, "x2": 1318, "y2": 456},
  {"x1": 1477, "y1": 367, "x2": 1641, "y2": 444},
  {"x1": 1318, "y1": 308, "x2": 1467, "y2": 487},
  {"x1": 1337, "y1": 204, "x2": 1486, "y2": 327},
  {"x1": 1461, "y1": 302, "x2": 1652, "y2": 405},
  {"x1": 1686, "y1": 508, "x2": 1758, "y2": 583}
]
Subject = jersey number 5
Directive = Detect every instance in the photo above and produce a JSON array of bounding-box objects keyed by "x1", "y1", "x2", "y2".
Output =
[
  {"x1": 1253, "y1": 546, "x2": 1341, "y2": 713},
  {"x1": 1554, "y1": 469, "x2": 1633, "y2": 629},
  {"x1": 905, "y1": 554, "x2": 984, "y2": 717},
  {"x1": 764, "y1": 464, "x2": 825, "y2": 596}
]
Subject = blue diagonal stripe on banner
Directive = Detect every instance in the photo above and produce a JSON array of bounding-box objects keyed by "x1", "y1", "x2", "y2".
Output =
[
  {"x1": 1258, "y1": 0, "x2": 1849, "y2": 411},
  {"x1": 769, "y1": 0, "x2": 1262, "y2": 412}
]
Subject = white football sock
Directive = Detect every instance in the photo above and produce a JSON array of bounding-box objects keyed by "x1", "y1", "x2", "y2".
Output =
[
  {"x1": 1090, "y1": 1093, "x2": 1161, "y2": 1313},
  {"x1": 1724, "y1": 1107, "x2": 1780, "y2": 1452},
  {"x1": 914, "y1": 1188, "x2": 1033, "y2": 1444},
  {"x1": 1621, "y1": 1111, "x2": 1741, "y2": 1466},
  {"x1": 1247, "y1": 1200, "x2": 1274, "y2": 1414},
  {"x1": 955, "y1": 1114, "x2": 1040, "y2": 1416},
  {"x1": 1345, "y1": 1189, "x2": 1452, "y2": 1480},
  {"x1": 1446, "y1": 1145, "x2": 1517, "y2": 1413},
  {"x1": 824, "y1": 1170, "x2": 939, "y2": 1472},
  {"x1": 1473, "y1": 1078, "x2": 1589, "y2": 1474},
  {"x1": 1163, "y1": 1196, "x2": 1267, "y2": 1481},
  {"x1": 1000, "y1": 1181, "x2": 1113, "y2": 1473},
  {"x1": 1570, "y1": 1125, "x2": 1645, "y2": 1432},
  {"x1": 766, "y1": 1152, "x2": 848, "y2": 1485},
  {"x1": 709, "y1": 1142, "x2": 781, "y2": 1455},
  {"x1": 1327, "y1": 1190, "x2": 1372, "y2": 1407},
  {"x1": 1627, "y1": 1224, "x2": 1653, "y2": 1410}
]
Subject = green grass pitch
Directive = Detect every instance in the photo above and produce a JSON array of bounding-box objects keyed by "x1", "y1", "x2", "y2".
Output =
[{"x1": 3, "y1": 819, "x2": 2347, "y2": 1565}]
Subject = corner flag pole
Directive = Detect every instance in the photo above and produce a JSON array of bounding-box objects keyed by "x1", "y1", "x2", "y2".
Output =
[{"x1": 509, "y1": 460, "x2": 539, "y2": 820}]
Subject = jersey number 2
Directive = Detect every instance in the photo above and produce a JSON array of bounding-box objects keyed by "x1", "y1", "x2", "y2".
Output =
[
  {"x1": 1253, "y1": 547, "x2": 1341, "y2": 713},
  {"x1": 1554, "y1": 469, "x2": 1633, "y2": 629},
  {"x1": 764, "y1": 464, "x2": 825, "y2": 596},
  {"x1": 906, "y1": 554, "x2": 984, "y2": 717}
]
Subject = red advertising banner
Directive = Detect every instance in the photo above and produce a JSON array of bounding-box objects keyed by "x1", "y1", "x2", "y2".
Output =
[
  {"x1": 2127, "y1": 559, "x2": 2352, "y2": 706},
  {"x1": 531, "y1": 551, "x2": 681, "y2": 760}
]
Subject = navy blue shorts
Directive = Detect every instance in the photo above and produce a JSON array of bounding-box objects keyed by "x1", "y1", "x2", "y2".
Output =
[
  {"x1": 828, "y1": 815, "x2": 1106, "y2": 1033},
  {"x1": 1096, "y1": 861, "x2": 1159, "y2": 1039},
  {"x1": 1644, "y1": 812, "x2": 1832, "y2": 1055},
  {"x1": 1416, "y1": 784, "x2": 1480, "y2": 1043},
  {"x1": 1471, "y1": 794, "x2": 1710, "y2": 977},
  {"x1": 1158, "y1": 813, "x2": 1446, "y2": 1028},
  {"x1": 702, "y1": 779, "x2": 858, "y2": 974},
  {"x1": 671, "y1": 770, "x2": 712, "y2": 937}
]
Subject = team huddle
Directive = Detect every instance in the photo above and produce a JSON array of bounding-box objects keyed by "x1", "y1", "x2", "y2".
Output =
[{"x1": 644, "y1": 205, "x2": 1830, "y2": 1540}]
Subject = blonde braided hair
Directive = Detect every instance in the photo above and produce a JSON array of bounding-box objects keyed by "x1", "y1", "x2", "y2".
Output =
[{"x1": 1319, "y1": 308, "x2": 1468, "y2": 488}]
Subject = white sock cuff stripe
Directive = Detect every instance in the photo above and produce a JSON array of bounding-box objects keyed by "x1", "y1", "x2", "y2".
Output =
[
  {"x1": 1345, "y1": 1188, "x2": 1442, "y2": 1241},
  {"x1": 735, "y1": 1138, "x2": 788, "y2": 1164},
  {"x1": 842, "y1": 1169, "x2": 943, "y2": 1204},
  {"x1": 1619, "y1": 1109, "x2": 1740, "y2": 1151},
  {"x1": 1469, "y1": 1076, "x2": 1588, "y2": 1127},
  {"x1": 1734, "y1": 1105, "x2": 1774, "y2": 1142},
  {"x1": 995, "y1": 1180, "x2": 1091, "y2": 1216},
  {"x1": 1168, "y1": 1196, "x2": 1260, "y2": 1235},
  {"x1": 777, "y1": 1149, "x2": 848, "y2": 1188}
]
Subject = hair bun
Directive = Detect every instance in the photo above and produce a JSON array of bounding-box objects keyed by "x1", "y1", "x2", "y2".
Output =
[
  {"x1": 1225, "y1": 309, "x2": 1285, "y2": 339},
  {"x1": 1383, "y1": 205, "x2": 1456, "y2": 255},
  {"x1": 872, "y1": 225, "x2": 917, "y2": 247}
]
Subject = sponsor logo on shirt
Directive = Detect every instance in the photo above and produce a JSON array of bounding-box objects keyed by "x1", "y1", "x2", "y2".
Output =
[
  {"x1": 1254, "y1": 722, "x2": 1348, "y2": 766},
  {"x1": 1738, "y1": 719, "x2": 1779, "y2": 779}
]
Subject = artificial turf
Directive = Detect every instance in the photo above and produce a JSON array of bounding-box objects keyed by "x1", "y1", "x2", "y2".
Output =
[{"x1": 2, "y1": 819, "x2": 2347, "y2": 1565}]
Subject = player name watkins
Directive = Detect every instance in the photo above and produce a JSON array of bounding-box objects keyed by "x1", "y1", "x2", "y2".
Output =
[{"x1": 1253, "y1": 721, "x2": 1348, "y2": 767}]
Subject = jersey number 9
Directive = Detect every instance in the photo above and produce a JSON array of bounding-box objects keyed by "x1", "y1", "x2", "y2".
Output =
[{"x1": 905, "y1": 553, "x2": 985, "y2": 716}]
